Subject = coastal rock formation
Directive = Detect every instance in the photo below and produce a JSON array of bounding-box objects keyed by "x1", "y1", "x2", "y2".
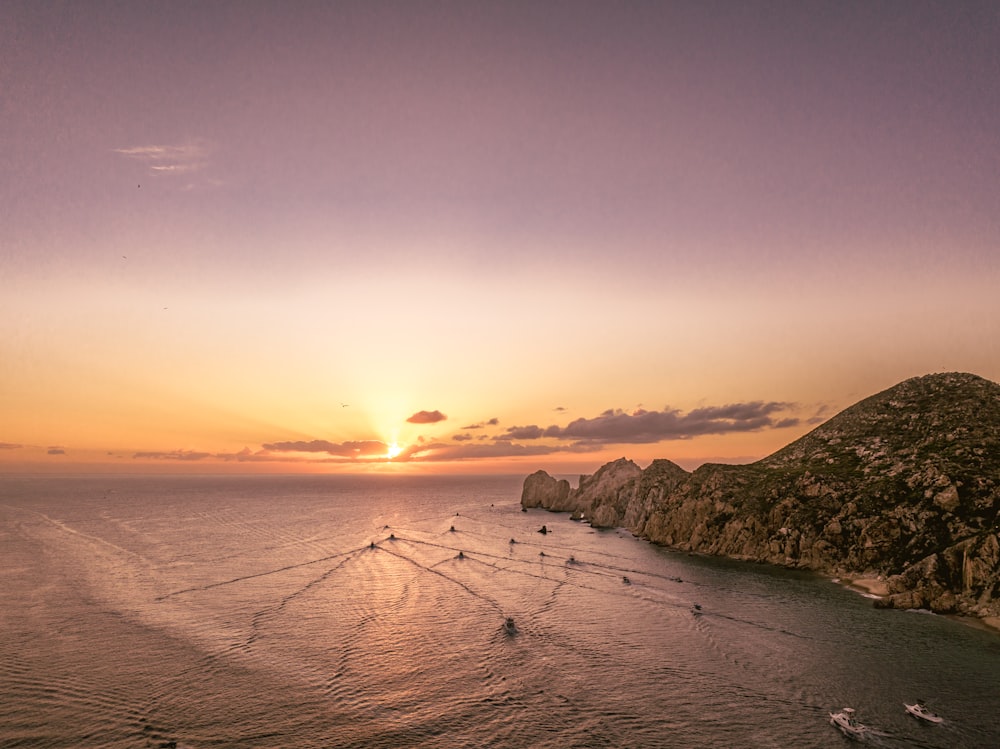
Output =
[
  {"x1": 522, "y1": 373, "x2": 1000, "y2": 621},
  {"x1": 521, "y1": 470, "x2": 574, "y2": 511},
  {"x1": 574, "y1": 458, "x2": 642, "y2": 526}
]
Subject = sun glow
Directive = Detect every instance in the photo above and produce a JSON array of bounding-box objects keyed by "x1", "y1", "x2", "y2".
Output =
[{"x1": 386, "y1": 442, "x2": 403, "y2": 460}]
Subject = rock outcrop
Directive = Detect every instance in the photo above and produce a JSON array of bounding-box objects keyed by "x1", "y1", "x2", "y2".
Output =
[
  {"x1": 521, "y1": 373, "x2": 1000, "y2": 621},
  {"x1": 521, "y1": 469, "x2": 574, "y2": 511}
]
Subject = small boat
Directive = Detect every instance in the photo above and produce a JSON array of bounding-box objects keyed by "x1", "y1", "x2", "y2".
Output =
[
  {"x1": 691, "y1": 603, "x2": 702, "y2": 614},
  {"x1": 829, "y1": 707, "x2": 867, "y2": 739},
  {"x1": 503, "y1": 617, "x2": 517, "y2": 634},
  {"x1": 905, "y1": 701, "x2": 943, "y2": 724}
]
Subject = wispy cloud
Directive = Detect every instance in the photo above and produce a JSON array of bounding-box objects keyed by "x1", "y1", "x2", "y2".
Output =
[
  {"x1": 0, "y1": 442, "x2": 22, "y2": 450},
  {"x1": 130, "y1": 442, "x2": 396, "y2": 464},
  {"x1": 131, "y1": 448, "x2": 300, "y2": 463},
  {"x1": 261, "y1": 439, "x2": 389, "y2": 458},
  {"x1": 805, "y1": 404, "x2": 833, "y2": 425},
  {"x1": 407, "y1": 410, "x2": 447, "y2": 424},
  {"x1": 47, "y1": 447, "x2": 66, "y2": 455},
  {"x1": 113, "y1": 142, "x2": 211, "y2": 180},
  {"x1": 392, "y1": 439, "x2": 601, "y2": 462},
  {"x1": 460, "y1": 417, "x2": 499, "y2": 429},
  {"x1": 134, "y1": 449, "x2": 213, "y2": 461}
]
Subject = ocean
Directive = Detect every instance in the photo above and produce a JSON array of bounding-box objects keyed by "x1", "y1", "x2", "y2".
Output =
[{"x1": 1, "y1": 474, "x2": 998, "y2": 748}]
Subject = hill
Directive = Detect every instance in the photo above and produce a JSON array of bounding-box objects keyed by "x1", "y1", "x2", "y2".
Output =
[{"x1": 522, "y1": 373, "x2": 1000, "y2": 621}]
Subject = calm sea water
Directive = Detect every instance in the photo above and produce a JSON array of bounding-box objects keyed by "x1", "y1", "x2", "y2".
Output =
[{"x1": 1, "y1": 474, "x2": 998, "y2": 748}]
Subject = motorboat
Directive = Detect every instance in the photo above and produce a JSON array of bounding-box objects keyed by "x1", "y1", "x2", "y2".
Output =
[
  {"x1": 829, "y1": 707, "x2": 867, "y2": 739},
  {"x1": 905, "y1": 702, "x2": 943, "y2": 724},
  {"x1": 691, "y1": 603, "x2": 702, "y2": 615},
  {"x1": 503, "y1": 617, "x2": 517, "y2": 634}
]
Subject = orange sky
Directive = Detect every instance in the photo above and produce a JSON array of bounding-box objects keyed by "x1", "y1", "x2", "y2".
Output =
[{"x1": 3, "y1": 3, "x2": 999, "y2": 476}]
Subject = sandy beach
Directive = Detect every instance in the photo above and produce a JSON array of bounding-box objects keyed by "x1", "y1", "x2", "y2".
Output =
[
  {"x1": 838, "y1": 577, "x2": 1000, "y2": 635},
  {"x1": 842, "y1": 576, "x2": 889, "y2": 597},
  {"x1": 969, "y1": 616, "x2": 1000, "y2": 634}
]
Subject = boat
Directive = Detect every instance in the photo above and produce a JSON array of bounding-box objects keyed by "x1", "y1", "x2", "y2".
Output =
[
  {"x1": 504, "y1": 617, "x2": 517, "y2": 634},
  {"x1": 691, "y1": 603, "x2": 702, "y2": 615},
  {"x1": 829, "y1": 707, "x2": 867, "y2": 739},
  {"x1": 905, "y1": 701, "x2": 943, "y2": 724}
]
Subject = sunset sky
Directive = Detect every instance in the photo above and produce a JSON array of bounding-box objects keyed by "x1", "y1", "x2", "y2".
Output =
[{"x1": 3, "y1": 1, "x2": 999, "y2": 475}]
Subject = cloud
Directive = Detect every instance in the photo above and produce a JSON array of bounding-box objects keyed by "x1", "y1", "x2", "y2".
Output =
[
  {"x1": 47, "y1": 447, "x2": 66, "y2": 455},
  {"x1": 503, "y1": 425, "x2": 546, "y2": 440},
  {"x1": 407, "y1": 410, "x2": 447, "y2": 424},
  {"x1": 118, "y1": 399, "x2": 805, "y2": 468},
  {"x1": 500, "y1": 402, "x2": 799, "y2": 445},
  {"x1": 261, "y1": 439, "x2": 389, "y2": 458},
  {"x1": 130, "y1": 447, "x2": 313, "y2": 463},
  {"x1": 134, "y1": 450, "x2": 212, "y2": 461},
  {"x1": 460, "y1": 417, "x2": 499, "y2": 429},
  {"x1": 390, "y1": 440, "x2": 599, "y2": 463},
  {"x1": 805, "y1": 403, "x2": 834, "y2": 425},
  {"x1": 113, "y1": 142, "x2": 210, "y2": 179},
  {"x1": 0, "y1": 442, "x2": 23, "y2": 450},
  {"x1": 772, "y1": 417, "x2": 801, "y2": 429},
  {"x1": 221, "y1": 447, "x2": 305, "y2": 463}
]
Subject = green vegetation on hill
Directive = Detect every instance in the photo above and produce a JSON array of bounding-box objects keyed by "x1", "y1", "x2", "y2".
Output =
[{"x1": 523, "y1": 373, "x2": 1000, "y2": 620}]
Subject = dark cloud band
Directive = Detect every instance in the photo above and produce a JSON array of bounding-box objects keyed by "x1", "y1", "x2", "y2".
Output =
[{"x1": 500, "y1": 402, "x2": 799, "y2": 444}]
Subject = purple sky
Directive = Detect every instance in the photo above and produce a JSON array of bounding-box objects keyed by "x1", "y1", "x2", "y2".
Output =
[{"x1": 2, "y1": 1, "x2": 999, "y2": 472}]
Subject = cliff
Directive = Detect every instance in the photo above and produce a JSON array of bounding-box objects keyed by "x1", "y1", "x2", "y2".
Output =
[{"x1": 522, "y1": 373, "x2": 1000, "y2": 621}]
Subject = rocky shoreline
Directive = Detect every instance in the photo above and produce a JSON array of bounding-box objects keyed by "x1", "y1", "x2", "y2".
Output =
[
  {"x1": 522, "y1": 373, "x2": 1000, "y2": 628},
  {"x1": 836, "y1": 575, "x2": 1000, "y2": 633}
]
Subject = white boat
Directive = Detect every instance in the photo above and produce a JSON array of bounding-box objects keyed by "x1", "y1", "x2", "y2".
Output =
[
  {"x1": 905, "y1": 702, "x2": 943, "y2": 724},
  {"x1": 829, "y1": 707, "x2": 867, "y2": 739}
]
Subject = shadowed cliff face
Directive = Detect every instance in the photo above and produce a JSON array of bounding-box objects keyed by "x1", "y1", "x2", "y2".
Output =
[{"x1": 522, "y1": 373, "x2": 1000, "y2": 621}]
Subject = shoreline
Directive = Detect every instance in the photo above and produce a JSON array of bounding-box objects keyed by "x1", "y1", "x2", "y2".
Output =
[
  {"x1": 954, "y1": 614, "x2": 1000, "y2": 635},
  {"x1": 840, "y1": 576, "x2": 889, "y2": 597},
  {"x1": 837, "y1": 576, "x2": 1000, "y2": 635},
  {"x1": 548, "y1": 510, "x2": 1000, "y2": 639}
]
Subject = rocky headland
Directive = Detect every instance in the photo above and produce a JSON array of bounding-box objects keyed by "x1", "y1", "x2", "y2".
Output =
[{"x1": 522, "y1": 373, "x2": 1000, "y2": 624}]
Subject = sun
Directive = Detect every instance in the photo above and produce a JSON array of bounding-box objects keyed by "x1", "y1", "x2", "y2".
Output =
[{"x1": 386, "y1": 442, "x2": 403, "y2": 460}]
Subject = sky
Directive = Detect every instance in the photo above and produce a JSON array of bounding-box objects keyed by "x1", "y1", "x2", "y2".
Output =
[{"x1": 2, "y1": 0, "x2": 999, "y2": 475}]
